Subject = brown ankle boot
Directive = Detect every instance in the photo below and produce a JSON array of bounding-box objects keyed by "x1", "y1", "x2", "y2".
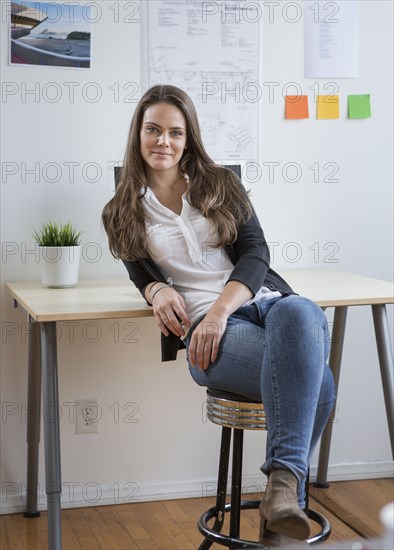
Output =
[{"x1": 259, "y1": 469, "x2": 311, "y2": 544}]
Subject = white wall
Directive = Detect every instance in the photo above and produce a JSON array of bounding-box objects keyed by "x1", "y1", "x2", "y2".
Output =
[{"x1": 1, "y1": 1, "x2": 393, "y2": 514}]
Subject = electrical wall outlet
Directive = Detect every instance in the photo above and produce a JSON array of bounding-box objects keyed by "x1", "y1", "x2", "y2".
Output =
[{"x1": 75, "y1": 398, "x2": 99, "y2": 434}]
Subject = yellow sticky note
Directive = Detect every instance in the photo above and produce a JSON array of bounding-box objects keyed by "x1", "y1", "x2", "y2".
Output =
[{"x1": 317, "y1": 96, "x2": 340, "y2": 119}]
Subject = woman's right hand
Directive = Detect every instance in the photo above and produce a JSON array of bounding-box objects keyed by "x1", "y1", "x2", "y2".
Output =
[{"x1": 151, "y1": 286, "x2": 190, "y2": 337}]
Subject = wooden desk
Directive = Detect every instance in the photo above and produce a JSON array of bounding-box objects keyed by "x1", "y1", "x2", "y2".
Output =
[{"x1": 5, "y1": 270, "x2": 394, "y2": 550}]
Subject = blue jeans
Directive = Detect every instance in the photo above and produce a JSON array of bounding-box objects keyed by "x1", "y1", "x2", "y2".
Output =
[{"x1": 185, "y1": 295, "x2": 335, "y2": 507}]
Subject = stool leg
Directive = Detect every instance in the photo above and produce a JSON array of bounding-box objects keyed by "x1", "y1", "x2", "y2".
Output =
[
  {"x1": 230, "y1": 428, "x2": 244, "y2": 546},
  {"x1": 305, "y1": 469, "x2": 310, "y2": 512},
  {"x1": 216, "y1": 427, "x2": 232, "y2": 525},
  {"x1": 198, "y1": 426, "x2": 232, "y2": 550}
]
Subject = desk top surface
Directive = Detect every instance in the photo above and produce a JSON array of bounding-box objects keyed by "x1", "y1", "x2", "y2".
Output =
[{"x1": 5, "y1": 270, "x2": 394, "y2": 322}]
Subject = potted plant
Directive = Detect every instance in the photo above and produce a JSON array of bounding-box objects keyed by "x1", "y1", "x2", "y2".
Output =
[{"x1": 33, "y1": 221, "x2": 83, "y2": 288}]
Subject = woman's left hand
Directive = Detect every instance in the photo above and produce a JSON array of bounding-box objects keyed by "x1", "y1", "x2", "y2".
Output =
[{"x1": 188, "y1": 311, "x2": 228, "y2": 370}]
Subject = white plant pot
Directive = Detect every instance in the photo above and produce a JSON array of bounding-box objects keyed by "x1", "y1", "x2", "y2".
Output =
[{"x1": 39, "y1": 246, "x2": 81, "y2": 288}]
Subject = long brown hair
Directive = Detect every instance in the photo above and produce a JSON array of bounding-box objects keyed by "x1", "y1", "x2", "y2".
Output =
[{"x1": 102, "y1": 84, "x2": 252, "y2": 261}]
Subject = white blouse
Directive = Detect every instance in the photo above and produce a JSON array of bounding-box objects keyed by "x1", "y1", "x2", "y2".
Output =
[{"x1": 142, "y1": 186, "x2": 280, "y2": 326}]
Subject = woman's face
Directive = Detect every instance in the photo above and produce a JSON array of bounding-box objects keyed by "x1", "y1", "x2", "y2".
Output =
[{"x1": 140, "y1": 102, "x2": 188, "y2": 176}]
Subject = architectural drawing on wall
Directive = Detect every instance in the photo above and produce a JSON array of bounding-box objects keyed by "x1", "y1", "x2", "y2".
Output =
[
  {"x1": 142, "y1": 1, "x2": 261, "y2": 163},
  {"x1": 10, "y1": 1, "x2": 91, "y2": 68}
]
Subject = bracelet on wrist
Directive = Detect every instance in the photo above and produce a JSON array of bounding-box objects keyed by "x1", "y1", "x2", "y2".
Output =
[
  {"x1": 145, "y1": 282, "x2": 159, "y2": 304},
  {"x1": 147, "y1": 281, "x2": 160, "y2": 296},
  {"x1": 151, "y1": 284, "x2": 169, "y2": 302}
]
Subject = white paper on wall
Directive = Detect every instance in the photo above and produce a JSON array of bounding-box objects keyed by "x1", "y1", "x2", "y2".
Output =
[{"x1": 304, "y1": 0, "x2": 359, "y2": 78}]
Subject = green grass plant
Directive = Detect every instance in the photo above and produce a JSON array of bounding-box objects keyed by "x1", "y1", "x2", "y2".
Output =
[{"x1": 33, "y1": 221, "x2": 83, "y2": 247}]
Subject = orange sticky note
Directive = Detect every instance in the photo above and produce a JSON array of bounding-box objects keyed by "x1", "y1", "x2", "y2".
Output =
[
  {"x1": 317, "y1": 95, "x2": 340, "y2": 119},
  {"x1": 285, "y1": 96, "x2": 309, "y2": 119}
]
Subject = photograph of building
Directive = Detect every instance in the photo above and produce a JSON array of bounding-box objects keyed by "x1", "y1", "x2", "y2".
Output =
[{"x1": 10, "y1": 1, "x2": 91, "y2": 68}]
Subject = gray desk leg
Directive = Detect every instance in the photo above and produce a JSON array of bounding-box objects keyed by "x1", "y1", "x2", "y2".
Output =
[
  {"x1": 24, "y1": 321, "x2": 42, "y2": 518},
  {"x1": 315, "y1": 306, "x2": 348, "y2": 487},
  {"x1": 41, "y1": 322, "x2": 62, "y2": 550},
  {"x1": 372, "y1": 304, "x2": 394, "y2": 457}
]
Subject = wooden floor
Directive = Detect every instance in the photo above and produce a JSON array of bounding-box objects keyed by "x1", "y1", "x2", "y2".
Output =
[{"x1": 1, "y1": 478, "x2": 393, "y2": 549}]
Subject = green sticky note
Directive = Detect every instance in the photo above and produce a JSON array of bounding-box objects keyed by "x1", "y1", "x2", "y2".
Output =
[{"x1": 348, "y1": 95, "x2": 371, "y2": 119}]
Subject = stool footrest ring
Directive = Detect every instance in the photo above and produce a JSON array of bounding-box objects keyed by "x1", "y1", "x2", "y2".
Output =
[
  {"x1": 306, "y1": 509, "x2": 331, "y2": 545},
  {"x1": 198, "y1": 500, "x2": 331, "y2": 548},
  {"x1": 198, "y1": 500, "x2": 265, "y2": 548}
]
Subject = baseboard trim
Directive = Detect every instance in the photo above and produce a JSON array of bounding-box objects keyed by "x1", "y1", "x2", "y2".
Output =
[
  {"x1": 309, "y1": 461, "x2": 394, "y2": 482},
  {"x1": 1, "y1": 461, "x2": 393, "y2": 515}
]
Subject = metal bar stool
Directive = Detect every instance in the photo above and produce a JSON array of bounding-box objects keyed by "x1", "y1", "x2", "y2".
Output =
[{"x1": 198, "y1": 389, "x2": 331, "y2": 549}]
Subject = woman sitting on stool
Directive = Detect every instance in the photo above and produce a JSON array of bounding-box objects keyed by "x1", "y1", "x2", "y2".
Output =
[{"x1": 102, "y1": 84, "x2": 335, "y2": 546}]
